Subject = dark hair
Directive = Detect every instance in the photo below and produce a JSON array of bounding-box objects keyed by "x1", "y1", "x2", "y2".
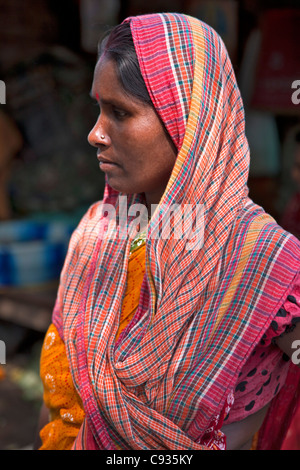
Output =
[
  {"x1": 295, "y1": 131, "x2": 300, "y2": 144},
  {"x1": 98, "y1": 22, "x2": 153, "y2": 107}
]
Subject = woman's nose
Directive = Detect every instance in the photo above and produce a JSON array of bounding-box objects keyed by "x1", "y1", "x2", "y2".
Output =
[{"x1": 88, "y1": 117, "x2": 110, "y2": 148}]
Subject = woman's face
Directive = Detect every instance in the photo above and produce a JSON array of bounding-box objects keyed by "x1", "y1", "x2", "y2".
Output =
[{"x1": 88, "y1": 57, "x2": 177, "y2": 207}]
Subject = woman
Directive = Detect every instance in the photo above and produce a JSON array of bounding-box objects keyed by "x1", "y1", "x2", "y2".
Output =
[{"x1": 37, "y1": 13, "x2": 300, "y2": 450}]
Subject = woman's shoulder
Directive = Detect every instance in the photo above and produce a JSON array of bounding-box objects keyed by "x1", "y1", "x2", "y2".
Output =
[
  {"x1": 82, "y1": 200, "x2": 103, "y2": 221},
  {"x1": 239, "y1": 200, "x2": 300, "y2": 258},
  {"x1": 65, "y1": 200, "x2": 104, "y2": 255},
  {"x1": 74, "y1": 200, "x2": 103, "y2": 233}
]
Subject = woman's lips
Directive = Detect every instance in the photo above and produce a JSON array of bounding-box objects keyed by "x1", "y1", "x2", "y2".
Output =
[
  {"x1": 99, "y1": 161, "x2": 119, "y2": 171},
  {"x1": 97, "y1": 155, "x2": 119, "y2": 171}
]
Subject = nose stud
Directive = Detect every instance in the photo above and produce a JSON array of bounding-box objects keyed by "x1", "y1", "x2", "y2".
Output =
[{"x1": 100, "y1": 135, "x2": 105, "y2": 140}]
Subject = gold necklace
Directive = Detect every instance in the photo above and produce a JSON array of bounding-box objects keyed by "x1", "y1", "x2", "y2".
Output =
[{"x1": 130, "y1": 229, "x2": 147, "y2": 255}]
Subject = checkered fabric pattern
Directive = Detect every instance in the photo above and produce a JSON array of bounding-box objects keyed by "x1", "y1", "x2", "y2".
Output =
[{"x1": 52, "y1": 13, "x2": 300, "y2": 449}]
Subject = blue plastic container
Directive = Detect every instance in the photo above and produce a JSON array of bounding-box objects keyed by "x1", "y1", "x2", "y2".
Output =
[{"x1": 0, "y1": 218, "x2": 75, "y2": 287}]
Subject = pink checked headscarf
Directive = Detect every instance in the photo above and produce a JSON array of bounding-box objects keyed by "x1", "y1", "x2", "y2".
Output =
[{"x1": 53, "y1": 13, "x2": 300, "y2": 449}]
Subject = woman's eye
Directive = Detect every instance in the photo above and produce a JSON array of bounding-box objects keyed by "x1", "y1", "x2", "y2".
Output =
[{"x1": 113, "y1": 108, "x2": 128, "y2": 119}]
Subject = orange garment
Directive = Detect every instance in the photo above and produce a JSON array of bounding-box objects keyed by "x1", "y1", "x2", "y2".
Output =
[
  {"x1": 0, "y1": 365, "x2": 5, "y2": 381},
  {"x1": 39, "y1": 323, "x2": 85, "y2": 450},
  {"x1": 39, "y1": 242, "x2": 146, "y2": 450}
]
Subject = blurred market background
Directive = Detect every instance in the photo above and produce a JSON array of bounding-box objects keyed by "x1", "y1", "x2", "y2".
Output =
[{"x1": 0, "y1": 0, "x2": 299, "y2": 450}]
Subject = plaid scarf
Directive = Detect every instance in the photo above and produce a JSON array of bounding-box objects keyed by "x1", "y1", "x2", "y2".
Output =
[{"x1": 53, "y1": 13, "x2": 300, "y2": 449}]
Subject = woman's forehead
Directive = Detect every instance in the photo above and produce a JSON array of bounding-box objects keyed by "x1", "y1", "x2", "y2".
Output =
[
  {"x1": 91, "y1": 57, "x2": 150, "y2": 111},
  {"x1": 91, "y1": 58, "x2": 120, "y2": 98}
]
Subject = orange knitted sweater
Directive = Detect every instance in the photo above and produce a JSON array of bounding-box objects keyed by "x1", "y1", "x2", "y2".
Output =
[{"x1": 39, "y1": 242, "x2": 146, "y2": 450}]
